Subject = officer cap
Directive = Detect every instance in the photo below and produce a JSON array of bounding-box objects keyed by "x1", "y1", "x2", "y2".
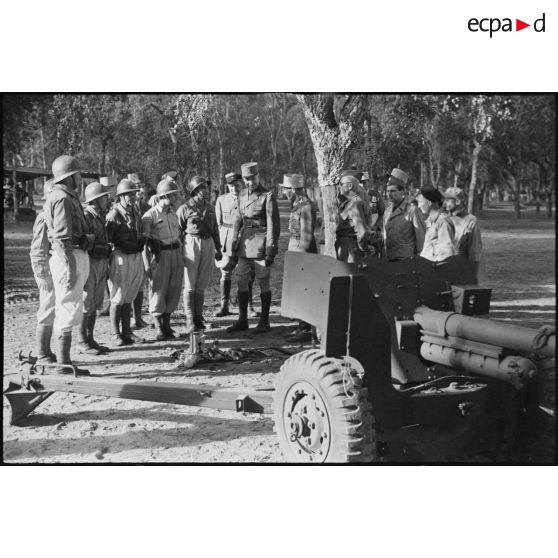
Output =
[
  {"x1": 85, "y1": 182, "x2": 109, "y2": 203},
  {"x1": 116, "y1": 179, "x2": 139, "y2": 196},
  {"x1": 100, "y1": 176, "x2": 117, "y2": 187},
  {"x1": 127, "y1": 173, "x2": 143, "y2": 185},
  {"x1": 420, "y1": 185, "x2": 443, "y2": 205},
  {"x1": 387, "y1": 168, "x2": 409, "y2": 188},
  {"x1": 282, "y1": 174, "x2": 304, "y2": 189},
  {"x1": 225, "y1": 172, "x2": 243, "y2": 185},
  {"x1": 52, "y1": 155, "x2": 81, "y2": 184},
  {"x1": 188, "y1": 175, "x2": 210, "y2": 195},
  {"x1": 241, "y1": 162, "x2": 259, "y2": 177}
]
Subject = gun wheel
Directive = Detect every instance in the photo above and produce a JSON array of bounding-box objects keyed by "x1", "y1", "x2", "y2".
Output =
[{"x1": 273, "y1": 349, "x2": 377, "y2": 463}]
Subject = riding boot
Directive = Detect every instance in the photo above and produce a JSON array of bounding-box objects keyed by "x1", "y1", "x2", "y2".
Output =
[
  {"x1": 253, "y1": 291, "x2": 272, "y2": 333},
  {"x1": 248, "y1": 280, "x2": 259, "y2": 317},
  {"x1": 215, "y1": 280, "x2": 231, "y2": 317},
  {"x1": 133, "y1": 290, "x2": 148, "y2": 328},
  {"x1": 184, "y1": 291, "x2": 197, "y2": 334},
  {"x1": 54, "y1": 331, "x2": 90, "y2": 376},
  {"x1": 98, "y1": 287, "x2": 111, "y2": 317},
  {"x1": 110, "y1": 304, "x2": 126, "y2": 346},
  {"x1": 35, "y1": 324, "x2": 56, "y2": 364},
  {"x1": 161, "y1": 313, "x2": 176, "y2": 338},
  {"x1": 154, "y1": 315, "x2": 169, "y2": 341},
  {"x1": 194, "y1": 290, "x2": 207, "y2": 330},
  {"x1": 78, "y1": 314, "x2": 102, "y2": 355},
  {"x1": 122, "y1": 303, "x2": 143, "y2": 343},
  {"x1": 226, "y1": 291, "x2": 249, "y2": 332},
  {"x1": 88, "y1": 314, "x2": 109, "y2": 352}
]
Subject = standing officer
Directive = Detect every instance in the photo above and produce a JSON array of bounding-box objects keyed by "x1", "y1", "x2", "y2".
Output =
[
  {"x1": 227, "y1": 162, "x2": 280, "y2": 334},
  {"x1": 44, "y1": 155, "x2": 93, "y2": 376},
  {"x1": 382, "y1": 168, "x2": 426, "y2": 261},
  {"x1": 417, "y1": 185, "x2": 457, "y2": 262},
  {"x1": 214, "y1": 172, "x2": 243, "y2": 317},
  {"x1": 97, "y1": 176, "x2": 117, "y2": 318},
  {"x1": 30, "y1": 179, "x2": 56, "y2": 364},
  {"x1": 335, "y1": 174, "x2": 372, "y2": 263},
  {"x1": 444, "y1": 186, "x2": 483, "y2": 282},
  {"x1": 284, "y1": 173, "x2": 317, "y2": 341},
  {"x1": 106, "y1": 179, "x2": 146, "y2": 346},
  {"x1": 176, "y1": 176, "x2": 222, "y2": 333},
  {"x1": 142, "y1": 179, "x2": 184, "y2": 340},
  {"x1": 78, "y1": 182, "x2": 112, "y2": 355}
]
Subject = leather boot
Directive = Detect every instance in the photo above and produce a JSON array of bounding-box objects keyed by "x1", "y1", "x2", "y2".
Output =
[
  {"x1": 194, "y1": 290, "x2": 207, "y2": 331},
  {"x1": 184, "y1": 291, "x2": 197, "y2": 334},
  {"x1": 78, "y1": 314, "x2": 102, "y2": 355},
  {"x1": 35, "y1": 324, "x2": 56, "y2": 364},
  {"x1": 122, "y1": 303, "x2": 144, "y2": 344},
  {"x1": 98, "y1": 288, "x2": 111, "y2": 317},
  {"x1": 215, "y1": 280, "x2": 231, "y2": 317},
  {"x1": 133, "y1": 290, "x2": 148, "y2": 328},
  {"x1": 54, "y1": 331, "x2": 90, "y2": 376},
  {"x1": 88, "y1": 314, "x2": 109, "y2": 353},
  {"x1": 110, "y1": 304, "x2": 126, "y2": 347},
  {"x1": 226, "y1": 291, "x2": 249, "y2": 332},
  {"x1": 253, "y1": 291, "x2": 272, "y2": 333},
  {"x1": 248, "y1": 280, "x2": 260, "y2": 317},
  {"x1": 162, "y1": 313, "x2": 176, "y2": 338},
  {"x1": 154, "y1": 315, "x2": 169, "y2": 341}
]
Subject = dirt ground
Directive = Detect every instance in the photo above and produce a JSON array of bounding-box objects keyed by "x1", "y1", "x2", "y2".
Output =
[{"x1": 2, "y1": 200, "x2": 556, "y2": 463}]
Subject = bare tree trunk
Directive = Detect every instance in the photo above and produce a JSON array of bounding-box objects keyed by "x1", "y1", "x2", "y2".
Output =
[{"x1": 468, "y1": 140, "x2": 481, "y2": 213}]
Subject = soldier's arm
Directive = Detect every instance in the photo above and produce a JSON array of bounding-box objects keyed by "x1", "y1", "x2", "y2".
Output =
[
  {"x1": 215, "y1": 197, "x2": 223, "y2": 226},
  {"x1": 30, "y1": 216, "x2": 51, "y2": 281},
  {"x1": 468, "y1": 220, "x2": 483, "y2": 263},
  {"x1": 349, "y1": 200, "x2": 369, "y2": 245},
  {"x1": 299, "y1": 203, "x2": 314, "y2": 252},
  {"x1": 141, "y1": 213, "x2": 154, "y2": 268},
  {"x1": 208, "y1": 207, "x2": 222, "y2": 253},
  {"x1": 49, "y1": 196, "x2": 76, "y2": 265},
  {"x1": 437, "y1": 217, "x2": 457, "y2": 260},
  {"x1": 265, "y1": 191, "x2": 280, "y2": 257},
  {"x1": 409, "y1": 205, "x2": 426, "y2": 254}
]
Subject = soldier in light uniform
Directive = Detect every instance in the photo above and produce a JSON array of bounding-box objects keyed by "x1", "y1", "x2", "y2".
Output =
[
  {"x1": 382, "y1": 168, "x2": 426, "y2": 261},
  {"x1": 335, "y1": 175, "x2": 372, "y2": 263},
  {"x1": 44, "y1": 155, "x2": 93, "y2": 376},
  {"x1": 142, "y1": 179, "x2": 184, "y2": 340},
  {"x1": 444, "y1": 186, "x2": 483, "y2": 282},
  {"x1": 284, "y1": 173, "x2": 318, "y2": 341},
  {"x1": 78, "y1": 182, "x2": 112, "y2": 355},
  {"x1": 176, "y1": 176, "x2": 222, "y2": 333},
  {"x1": 417, "y1": 185, "x2": 457, "y2": 262},
  {"x1": 106, "y1": 179, "x2": 146, "y2": 346},
  {"x1": 30, "y1": 179, "x2": 57, "y2": 364},
  {"x1": 227, "y1": 162, "x2": 280, "y2": 334},
  {"x1": 214, "y1": 172, "x2": 244, "y2": 317}
]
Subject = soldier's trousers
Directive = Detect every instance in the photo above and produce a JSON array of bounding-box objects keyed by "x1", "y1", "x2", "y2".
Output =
[
  {"x1": 83, "y1": 257, "x2": 109, "y2": 315},
  {"x1": 183, "y1": 235, "x2": 215, "y2": 292},
  {"x1": 149, "y1": 248, "x2": 184, "y2": 316},
  {"x1": 216, "y1": 253, "x2": 235, "y2": 280},
  {"x1": 236, "y1": 258, "x2": 270, "y2": 292},
  {"x1": 36, "y1": 277, "x2": 55, "y2": 326},
  {"x1": 108, "y1": 249, "x2": 144, "y2": 305},
  {"x1": 335, "y1": 237, "x2": 364, "y2": 263},
  {"x1": 49, "y1": 249, "x2": 90, "y2": 333}
]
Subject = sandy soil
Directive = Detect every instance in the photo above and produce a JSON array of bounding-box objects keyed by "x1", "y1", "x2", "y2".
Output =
[{"x1": 2, "y1": 201, "x2": 555, "y2": 463}]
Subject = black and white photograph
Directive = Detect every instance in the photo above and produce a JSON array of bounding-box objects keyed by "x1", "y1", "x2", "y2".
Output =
[{"x1": 2, "y1": 93, "x2": 555, "y2": 464}]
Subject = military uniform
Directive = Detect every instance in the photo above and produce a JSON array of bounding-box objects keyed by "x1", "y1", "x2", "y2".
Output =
[
  {"x1": 215, "y1": 191, "x2": 242, "y2": 279},
  {"x1": 30, "y1": 209, "x2": 56, "y2": 363},
  {"x1": 382, "y1": 199, "x2": 426, "y2": 261},
  {"x1": 420, "y1": 209, "x2": 457, "y2": 262},
  {"x1": 450, "y1": 209, "x2": 482, "y2": 282},
  {"x1": 142, "y1": 204, "x2": 184, "y2": 318},
  {"x1": 335, "y1": 195, "x2": 370, "y2": 263},
  {"x1": 288, "y1": 195, "x2": 317, "y2": 253}
]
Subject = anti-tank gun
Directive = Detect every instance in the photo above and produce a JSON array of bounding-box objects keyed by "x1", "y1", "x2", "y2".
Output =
[{"x1": 275, "y1": 251, "x2": 555, "y2": 462}]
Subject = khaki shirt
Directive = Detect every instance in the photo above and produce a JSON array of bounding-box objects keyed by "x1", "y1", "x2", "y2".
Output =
[
  {"x1": 450, "y1": 210, "x2": 483, "y2": 262},
  {"x1": 142, "y1": 204, "x2": 181, "y2": 245},
  {"x1": 84, "y1": 205, "x2": 108, "y2": 244},
  {"x1": 383, "y1": 199, "x2": 426, "y2": 260},
  {"x1": 30, "y1": 211, "x2": 51, "y2": 280},
  {"x1": 215, "y1": 192, "x2": 241, "y2": 255},
  {"x1": 44, "y1": 183, "x2": 88, "y2": 260},
  {"x1": 420, "y1": 209, "x2": 457, "y2": 262},
  {"x1": 176, "y1": 199, "x2": 221, "y2": 251}
]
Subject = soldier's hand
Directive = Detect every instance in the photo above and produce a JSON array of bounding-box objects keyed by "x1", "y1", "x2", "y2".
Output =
[
  {"x1": 215, "y1": 251, "x2": 223, "y2": 262},
  {"x1": 36, "y1": 277, "x2": 52, "y2": 291},
  {"x1": 264, "y1": 255, "x2": 274, "y2": 267}
]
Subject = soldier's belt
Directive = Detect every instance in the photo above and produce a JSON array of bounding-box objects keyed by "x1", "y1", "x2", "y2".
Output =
[
  {"x1": 336, "y1": 234, "x2": 357, "y2": 240},
  {"x1": 187, "y1": 232, "x2": 211, "y2": 240},
  {"x1": 242, "y1": 218, "x2": 266, "y2": 228},
  {"x1": 160, "y1": 241, "x2": 181, "y2": 250},
  {"x1": 220, "y1": 223, "x2": 235, "y2": 229}
]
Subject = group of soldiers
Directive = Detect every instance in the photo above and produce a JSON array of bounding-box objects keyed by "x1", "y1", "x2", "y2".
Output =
[{"x1": 29, "y1": 155, "x2": 482, "y2": 376}]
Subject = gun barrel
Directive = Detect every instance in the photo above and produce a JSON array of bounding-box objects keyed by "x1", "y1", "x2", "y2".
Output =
[{"x1": 414, "y1": 307, "x2": 555, "y2": 358}]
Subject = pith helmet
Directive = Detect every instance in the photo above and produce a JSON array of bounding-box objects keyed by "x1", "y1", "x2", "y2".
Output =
[
  {"x1": 225, "y1": 172, "x2": 243, "y2": 185},
  {"x1": 127, "y1": 173, "x2": 143, "y2": 185},
  {"x1": 241, "y1": 162, "x2": 259, "y2": 177},
  {"x1": 188, "y1": 175, "x2": 209, "y2": 194},
  {"x1": 100, "y1": 176, "x2": 117, "y2": 187},
  {"x1": 154, "y1": 179, "x2": 179, "y2": 198},
  {"x1": 444, "y1": 186, "x2": 467, "y2": 205},
  {"x1": 387, "y1": 168, "x2": 409, "y2": 188},
  {"x1": 283, "y1": 174, "x2": 304, "y2": 189},
  {"x1": 52, "y1": 155, "x2": 81, "y2": 184},
  {"x1": 116, "y1": 179, "x2": 139, "y2": 196},
  {"x1": 85, "y1": 182, "x2": 109, "y2": 203}
]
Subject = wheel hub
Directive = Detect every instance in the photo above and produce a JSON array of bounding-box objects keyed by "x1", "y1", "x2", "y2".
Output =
[{"x1": 283, "y1": 381, "x2": 331, "y2": 461}]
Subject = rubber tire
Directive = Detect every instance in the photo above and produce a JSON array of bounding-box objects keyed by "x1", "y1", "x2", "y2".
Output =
[{"x1": 273, "y1": 349, "x2": 377, "y2": 463}]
